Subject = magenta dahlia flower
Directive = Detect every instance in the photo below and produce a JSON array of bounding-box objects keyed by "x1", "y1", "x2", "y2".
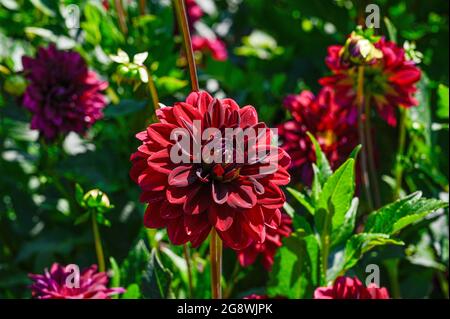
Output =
[
  {"x1": 278, "y1": 87, "x2": 358, "y2": 184},
  {"x1": 237, "y1": 213, "x2": 292, "y2": 270},
  {"x1": 192, "y1": 36, "x2": 228, "y2": 61},
  {"x1": 186, "y1": 0, "x2": 204, "y2": 27},
  {"x1": 319, "y1": 37, "x2": 421, "y2": 126},
  {"x1": 29, "y1": 263, "x2": 124, "y2": 299},
  {"x1": 314, "y1": 276, "x2": 390, "y2": 299},
  {"x1": 130, "y1": 91, "x2": 291, "y2": 250},
  {"x1": 22, "y1": 45, "x2": 107, "y2": 140}
]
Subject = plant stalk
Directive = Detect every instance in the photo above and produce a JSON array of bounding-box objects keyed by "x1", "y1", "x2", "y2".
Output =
[
  {"x1": 114, "y1": 0, "x2": 128, "y2": 35},
  {"x1": 364, "y1": 96, "x2": 381, "y2": 208},
  {"x1": 91, "y1": 212, "x2": 106, "y2": 273},
  {"x1": 210, "y1": 229, "x2": 222, "y2": 299},
  {"x1": 394, "y1": 108, "x2": 407, "y2": 199},
  {"x1": 356, "y1": 66, "x2": 374, "y2": 212},
  {"x1": 143, "y1": 66, "x2": 160, "y2": 111},
  {"x1": 173, "y1": 0, "x2": 199, "y2": 91},
  {"x1": 183, "y1": 244, "x2": 194, "y2": 298}
]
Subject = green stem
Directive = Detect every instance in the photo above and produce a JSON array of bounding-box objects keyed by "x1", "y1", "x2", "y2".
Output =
[
  {"x1": 364, "y1": 96, "x2": 381, "y2": 208},
  {"x1": 394, "y1": 108, "x2": 407, "y2": 199},
  {"x1": 224, "y1": 260, "x2": 241, "y2": 299},
  {"x1": 385, "y1": 259, "x2": 401, "y2": 299},
  {"x1": 143, "y1": 66, "x2": 160, "y2": 111},
  {"x1": 183, "y1": 244, "x2": 194, "y2": 298},
  {"x1": 356, "y1": 66, "x2": 374, "y2": 212},
  {"x1": 320, "y1": 214, "x2": 331, "y2": 284},
  {"x1": 436, "y1": 271, "x2": 449, "y2": 299},
  {"x1": 173, "y1": 0, "x2": 199, "y2": 91},
  {"x1": 210, "y1": 229, "x2": 222, "y2": 299},
  {"x1": 91, "y1": 212, "x2": 106, "y2": 273}
]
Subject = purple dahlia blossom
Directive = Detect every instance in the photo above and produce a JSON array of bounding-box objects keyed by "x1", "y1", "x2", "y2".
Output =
[
  {"x1": 22, "y1": 45, "x2": 108, "y2": 140},
  {"x1": 29, "y1": 263, "x2": 124, "y2": 299}
]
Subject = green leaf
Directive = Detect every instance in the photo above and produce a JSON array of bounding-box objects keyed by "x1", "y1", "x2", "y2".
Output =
[
  {"x1": 109, "y1": 257, "x2": 121, "y2": 299},
  {"x1": 75, "y1": 183, "x2": 84, "y2": 205},
  {"x1": 330, "y1": 197, "x2": 359, "y2": 248},
  {"x1": 340, "y1": 233, "x2": 403, "y2": 276},
  {"x1": 141, "y1": 249, "x2": 172, "y2": 299},
  {"x1": 287, "y1": 187, "x2": 315, "y2": 215},
  {"x1": 74, "y1": 212, "x2": 90, "y2": 225},
  {"x1": 384, "y1": 17, "x2": 397, "y2": 42},
  {"x1": 311, "y1": 164, "x2": 322, "y2": 204},
  {"x1": 122, "y1": 283, "x2": 141, "y2": 299},
  {"x1": 30, "y1": 0, "x2": 56, "y2": 17},
  {"x1": 307, "y1": 132, "x2": 332, "y2": 185},
  {"x1": 349, "y1": 144, "x2": 362, "y2": 160},
  {"x1": 267, "y1": 231, "x2": 320, "y2": 298},
  {"x1": 157, "y1": 76, "x2": 188, "y2": 93},
  {"x1": 364, "y1": 192, "x2": 448, "y2": 235},
  {"x1": 120, "y1": 240, "x2": 151, "y2": 287},
  {"x1": 437, "y1": 84, "x2": 449, "y2": 119},
  {"x1": 315, "y1": 159, "x2": 355, "y2": 235},
  {"x1": 104, "y1": 100, "x2": 146, "y2": 117}
]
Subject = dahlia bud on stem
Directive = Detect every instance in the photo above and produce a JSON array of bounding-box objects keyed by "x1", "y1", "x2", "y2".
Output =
[
  {"x1": 210, "y1": 229, "x2": 223, "y2": 299},
  {"x1": 92, "y1": 212, "x2": 106, "y2": 273},
  {"x1": 173, "y1": 0, "x2": 199, "y2": 91}
]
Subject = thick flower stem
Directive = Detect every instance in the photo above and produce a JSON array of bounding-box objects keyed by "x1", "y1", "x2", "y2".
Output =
[
  {"x1": 210, "y1": 229, "x2": 223, "y2": 299},
  {"x1": 394, "y1": 108, "x2": 407, "y2": 199},
  {"x1": 356, "y1": 66, "x2": 374, "y2": 212},
  {"x1": 138, "y1": 0, "x2": 146, "y2": 15},
  {"x1": 173, "y1": 0, "x2": 199, "y2": 91},
  {"x1": 364, "y1": 97, "x2": 381, "y2": 208},
  {"x1": 114, "y1": 0, "x2": 128, "y2": 35},
  {"x1": 91, "y1": 213, "x2": 106, "y2": 273},
  {"x1": 143, "y1": 66, "x2": 160, "y2": 111},
  {"x1": 183, "y1": 244, "x2": 194, "y2": 298}
]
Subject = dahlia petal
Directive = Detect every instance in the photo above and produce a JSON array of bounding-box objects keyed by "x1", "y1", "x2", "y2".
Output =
[
  {"x1": 212, "y1": 181, "x2": 229, "y2": 204},
  {"x1": 388, "y1": 67, "x2": 421, "y2": 85},
  {"x1": 144, "y1": 201, "x2": 166, "y2": 228},
  {"x1": 209, "y1": 204, "x2": 235, "y2": 232},
  {"x1": 168, "y1": 165, "x2": 197, "y2": 187},
  {"x1": 239, "y1": 105, "x2": 259, "y2": 127},
  {"x1": 227, "y1": 183, "x2": 257, "y2": 209}
]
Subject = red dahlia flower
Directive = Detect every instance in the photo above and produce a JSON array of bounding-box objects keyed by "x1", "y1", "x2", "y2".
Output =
[
  {"x1": 319, "y1": 37, "x2": 421, "y2": 126},
  {"x1": 130, "y1": 91, "x2": 291, "y2": 250},
  {"x1": 314, "y1": 276, "x2": 390, "y2": 299},
  {"x1": 29, "y1": 263, "x2": 124, "y2": 299},
  {"x1": 192, "y1": 36, "x2": 228, "y2": 62},
  {"x1": 278, "y1": 87, "x2": 358, "y2": 184},
  {"x1": 22, "y1": 45, "x2": 107, "y2": 140},
  {"x1": 237, "y1": 213, "x2": 292, "y2": 270}
]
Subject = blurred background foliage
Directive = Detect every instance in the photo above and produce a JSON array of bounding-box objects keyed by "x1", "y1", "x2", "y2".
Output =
[{"x1": 0, "y1": 0, "x2": 448, "y2": 298}]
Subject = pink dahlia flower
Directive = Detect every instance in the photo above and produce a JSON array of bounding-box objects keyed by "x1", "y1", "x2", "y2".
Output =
[
  {"x1": 29, "y1": 263, "x2": 124, "y2": 299},
  {"x1": 319, "y1": 37, "x2": 421, "y2": 126},
  {"x1": 130, "y1": 91, "x2": 290, "y2": 250},
  {"x1": 314, "y1": 276, "x2": 390, "y2": 299},
  {"x1": 278, "y1": 87, "x2": 358, "y2": 184},
  {"x1": 192, "y1": 36, "x2": 228, "y2": 61},
  {"x1": 22, "y1": 45, "x2": 107, "y2": 140},
  {"x1": 186, "y1": 0, "x2": 204, "y2": 27},
  {"x1": 237, "y1": 213, "x2": 292, "y2": 270}
]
